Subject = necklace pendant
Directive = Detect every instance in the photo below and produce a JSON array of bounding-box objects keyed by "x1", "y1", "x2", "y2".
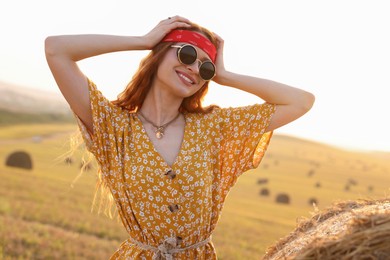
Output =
[{"x1": 155, "y1": 127, "x2": 164, "y2": 139}]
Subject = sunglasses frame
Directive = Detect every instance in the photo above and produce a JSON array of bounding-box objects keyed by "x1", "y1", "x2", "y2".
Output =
[{"x1": 171, "y1": 44, "x2": 216, "y2": 81}]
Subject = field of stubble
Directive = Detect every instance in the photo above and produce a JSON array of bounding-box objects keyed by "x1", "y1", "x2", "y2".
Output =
[{"x1": 0, "y1": 123, "x2": 389, "y2": 259}]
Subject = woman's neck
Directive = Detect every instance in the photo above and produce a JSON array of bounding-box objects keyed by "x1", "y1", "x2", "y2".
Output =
[{"x1": 139, "y1": 84, "x2": 183, "y2": 126}]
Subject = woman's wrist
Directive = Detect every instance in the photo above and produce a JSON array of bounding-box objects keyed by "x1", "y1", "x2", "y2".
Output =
[
  {"x1": 132, "y1": 36, "x2": 154, "y2": 50},
  {"x1": 213, "y1": 70, "x2": 234, "y2": 86}
]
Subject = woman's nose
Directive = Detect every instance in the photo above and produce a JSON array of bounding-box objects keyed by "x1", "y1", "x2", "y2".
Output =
[{"x1": 186, "y1": 60, "x2": 201, "y2": 73}]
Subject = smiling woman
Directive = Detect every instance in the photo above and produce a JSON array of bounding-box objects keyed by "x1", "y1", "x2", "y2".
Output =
[
  {"x1": 2, "y1": 0, "x2": 390, "y2": 152},
  {"x1": 44, "y1": 15, "x2": 314, "y2": 259}
]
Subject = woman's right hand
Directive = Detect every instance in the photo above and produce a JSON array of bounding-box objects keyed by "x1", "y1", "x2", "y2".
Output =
[
  {"x1": 45, "y1": 16, "x2": 191, "y2": 134},
  {"x1": 141, "y1": 16, "x2": 192, "y2": 49}
]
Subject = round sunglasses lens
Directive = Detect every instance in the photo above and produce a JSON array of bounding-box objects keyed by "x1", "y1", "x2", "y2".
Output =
[
  {"x1": 199, "y1": 61, "x2": 215, "y2": 80},
  {"x1": 178, "y1": 45, "x2": 197, "y2": 65}
]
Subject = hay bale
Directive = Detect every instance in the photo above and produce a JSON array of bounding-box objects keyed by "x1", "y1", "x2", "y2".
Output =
[
  {"x1": 307, "y1": 169, "x2": 315, "y2": 177},
  {"x1": 348, "y1": 178, "x2": 358, "y2": 186},
  {"x1": 257, "y1": 178, "x2": 269, "y2": 185},
  {"x1": 263, "y1": 198, "x2": 390, "y2": 260},
  {"x1": 276, "y1": 193, "x2": 290, "y2": 204},
  {"x1": 260, "y1": 188, "x2": 270, "y2": 196},
  {"x1": 5, "y1": 151, "x2": 33, "y2": 170}
]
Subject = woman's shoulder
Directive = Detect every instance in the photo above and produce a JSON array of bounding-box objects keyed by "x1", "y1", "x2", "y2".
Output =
[
  {"x1": 188, "y1": 103, "x2": 275, "y2": 123},
  {"x1": 186, "y1": 106, "x2": 221, "y2": 120},
  {"x1": 186, "y1": 103, "x2": 273, "y2": 123}
]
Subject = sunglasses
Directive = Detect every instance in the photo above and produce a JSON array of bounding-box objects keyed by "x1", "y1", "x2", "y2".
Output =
[{"x1": 171, "y1": 44, "x2": 216, "y2": 81}]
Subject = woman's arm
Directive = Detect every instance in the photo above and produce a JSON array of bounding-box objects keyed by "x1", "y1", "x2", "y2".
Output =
[
  {"x1": 213, "y1": 36, "x2": 315, "y2": 132},
  {"x1": 45, "y1": 35, "x2": 148, "y2": 131},
  {"x1": 45, "y1": 16, "x2": 191, "y2": 133}
]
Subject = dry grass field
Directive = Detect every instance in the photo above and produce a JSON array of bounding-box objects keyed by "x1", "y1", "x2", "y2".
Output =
[{"x1": 0, "y1": 123, "x2": 389, "y2": 259}]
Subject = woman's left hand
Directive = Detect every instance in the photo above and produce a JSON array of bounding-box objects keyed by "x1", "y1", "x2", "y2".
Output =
[{"x1": 212, "y1": 33, "x2": 228, "y2": 85}]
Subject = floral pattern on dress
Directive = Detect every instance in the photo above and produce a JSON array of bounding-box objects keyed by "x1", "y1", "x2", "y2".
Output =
[{"x1": 76, "y1": 79, "x2": 276, "y2": 259}]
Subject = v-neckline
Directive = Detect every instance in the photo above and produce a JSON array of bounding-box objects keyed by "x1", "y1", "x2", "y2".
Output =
[{"x1": 135, "y1": 113, "x2": 188, "y2": 169}]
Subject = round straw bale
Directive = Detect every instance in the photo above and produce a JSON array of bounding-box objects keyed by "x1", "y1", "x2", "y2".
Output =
[
  {"x1": 5, "y1": 151, "x2": 33, "y2": 170},
  {"x1": 260, "y1": 188, "x2": 270, "y2": 196},
  {"x1": 257, "y1": 178, "x2": 269, "y2": 185},
  {"x1": 348, "y1": 178, "x2": 358, "y2": 186},
  {"x1": 307, "y1": 169, "x2": 315, "y2": 177},
  {"x1": 275, "y1": 193, "x2": 290, "y2": 204},
  {"x1": 263, "y1": 198, "x2": 390, "y2": 260}
]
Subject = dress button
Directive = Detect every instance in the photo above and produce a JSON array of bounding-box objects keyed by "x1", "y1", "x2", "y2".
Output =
[
  {"x1": 165, "y1": 169, "x2": 176, "y2": 179},
  {"x1": 176, "y1": 236, "x2": 183, "y2": 246},
  {"x1": 168, "y1": 204, "x2": 179, "y2": 213}
]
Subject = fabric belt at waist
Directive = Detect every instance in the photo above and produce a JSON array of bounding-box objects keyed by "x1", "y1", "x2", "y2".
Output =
[{"x1": 129, "y1": 235, "x2": 211, "y2": 260}]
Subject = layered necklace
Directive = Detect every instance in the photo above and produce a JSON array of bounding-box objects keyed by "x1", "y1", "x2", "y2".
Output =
[{"x1": 138, "y1": 111, "x2": 181, "y2": 139}]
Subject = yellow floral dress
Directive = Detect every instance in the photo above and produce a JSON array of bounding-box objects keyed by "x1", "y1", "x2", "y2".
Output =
[{"x1": 77, "y1": 79, "x2": 275, "y2": 259}]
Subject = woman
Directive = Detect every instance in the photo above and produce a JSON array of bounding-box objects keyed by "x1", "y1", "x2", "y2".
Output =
[{"x1": 45, "y1": 16, "x2": 314, "y2": 260}]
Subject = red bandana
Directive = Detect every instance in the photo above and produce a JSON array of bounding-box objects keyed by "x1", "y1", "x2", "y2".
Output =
[{"x1": 162, "y1": 30, "x2": 217, "y2": 62}]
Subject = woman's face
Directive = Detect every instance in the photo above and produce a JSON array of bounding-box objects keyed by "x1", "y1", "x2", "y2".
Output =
[{"x1": 155, "y1": 43, "x2": 211, "y2": 99}]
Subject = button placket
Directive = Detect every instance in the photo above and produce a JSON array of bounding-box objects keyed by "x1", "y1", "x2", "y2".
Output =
[
  {"x1": 168, "y1": 204, "x2": 179, "y2": 213},
  {"x1": 162, "y1": 167, "x2": 181, "y2": 216},
  {"x1": 165, "y1": 169, "x2": 177, "y2": 179},
  {"x1": 176, "y1": 236, "x2": 183, "y2": 246}
]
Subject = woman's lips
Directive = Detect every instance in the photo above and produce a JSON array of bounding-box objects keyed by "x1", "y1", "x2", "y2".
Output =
[{"x1": 176, "y1": 70, "x2": 196, "y2": 85}]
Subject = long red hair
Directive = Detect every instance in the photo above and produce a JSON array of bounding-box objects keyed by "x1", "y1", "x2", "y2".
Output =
[{"x1": 112, "y1": 22, "x2": 219, "y2": 113}]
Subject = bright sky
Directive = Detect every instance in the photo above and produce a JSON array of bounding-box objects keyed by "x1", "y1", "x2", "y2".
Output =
[{"x1": 1, "y1": 0, "x2": 389, "y2": 152}]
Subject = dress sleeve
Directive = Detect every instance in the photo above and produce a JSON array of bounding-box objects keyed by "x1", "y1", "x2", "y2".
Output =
[
  {"x1": 74, "y1": 79, "x2": 128, "y2": 171},
  {"x1": 217, "y1": 103, "x2": 276, "y2": 187}
]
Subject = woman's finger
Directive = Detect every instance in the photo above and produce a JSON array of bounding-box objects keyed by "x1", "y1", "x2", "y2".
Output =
[
  {"x1": 168, "y1": 15, "x2": 191, "y2": 24},
  {"x1": 158, "y1": 16, "x2": 191, "y2": 33},
  {"x1": 213, "y1": 33, "x2": 224, "y2": 46},
  {"x1": 168, "y1": 22, "x2": 191, "y2": 30}
]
